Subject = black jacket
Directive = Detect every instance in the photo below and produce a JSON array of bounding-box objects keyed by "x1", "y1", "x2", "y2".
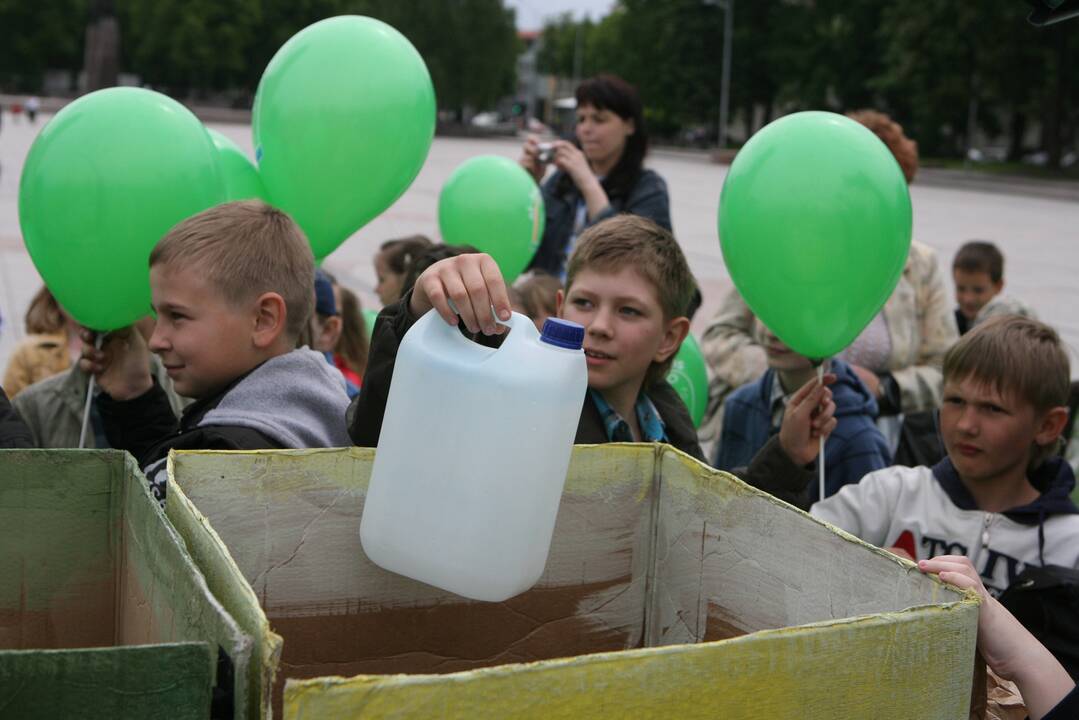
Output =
[
  {"x1": 97, "y1": 375, "x2": 282, "y2": 470},
  {"x1": 528, "y1": 168, "x2": 672, "y2": 276},
  {"x1": 0, "y1": 386, "x2": 33, "y2": 448}
]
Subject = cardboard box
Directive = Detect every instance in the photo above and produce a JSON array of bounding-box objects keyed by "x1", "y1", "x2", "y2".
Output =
[
  {"x1": 168, "y1": 445, "x2": 979, "y2": 719},
  {"x1": 0, "y1": 449, "x2": 255, "y2": 720}
]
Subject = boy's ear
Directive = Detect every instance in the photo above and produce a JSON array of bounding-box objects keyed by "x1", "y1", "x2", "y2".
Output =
[
  {"x1": 252, "y1": 292, "x2": 288, "y2": 349},
  {"x1": 993, "y1": 279, "x2": 1005, "y2": 295},
  {"x1": 654, "y1": 316, "x2": 691, "y2": 364},
  {"x1": 1035, "y1": 405, "x2": 1069, "y2": 447},
  {"x1": 555, "y1": 289, "x2": 565, "y2": 318}
]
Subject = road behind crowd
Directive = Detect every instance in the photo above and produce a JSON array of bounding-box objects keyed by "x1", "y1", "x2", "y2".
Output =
[{"x1": 2, "y1": 115, "x2": 1078, "y2": 376}]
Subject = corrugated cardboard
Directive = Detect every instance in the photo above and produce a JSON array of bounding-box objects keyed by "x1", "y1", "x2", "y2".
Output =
[
  {"x1": 168, "y1": 444, "x2": 979, "y2": 720},
  {"x1": 0, "y1": 449, "x2": 254, "y2": 720}
]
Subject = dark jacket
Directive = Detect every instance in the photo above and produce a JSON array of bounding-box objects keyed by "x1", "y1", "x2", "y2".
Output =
[
  {"x1": 99, "y1": 348, "x2": 351, "y2": 501},
  {"x1": 528, "y1": 168, "x2": 672, "y2": 276},
  {"x1": 1042, "y1": 681, "x2": 1078, "y2": 720},
  {"x1": 716, "y1": 359, "x2": 891, "y2": 502},
  {"x1": 0, "y1": 386, "x2": 33, "y2": 448}
]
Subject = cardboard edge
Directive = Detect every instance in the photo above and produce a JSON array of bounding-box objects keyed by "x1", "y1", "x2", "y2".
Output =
[{"x1": 167, "y1": 450, "x2": 284, "y2": 720}]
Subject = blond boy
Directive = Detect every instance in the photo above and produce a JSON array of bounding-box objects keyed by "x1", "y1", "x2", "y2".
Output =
[
  {"x1": 82, "y1": 201, "x2": 351, "y2": 500},
  {"x1": 806, "y1": 316, "x2": 1079, "y2": 595}
]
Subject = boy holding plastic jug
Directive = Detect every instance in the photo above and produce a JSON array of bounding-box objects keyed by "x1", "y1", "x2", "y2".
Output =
[
  {"x1": 80, "y1": 201, "x2": 352, "y2": 502},
  {"x1": 349, "y1": 214, "x2": 835, "y2": 480}
]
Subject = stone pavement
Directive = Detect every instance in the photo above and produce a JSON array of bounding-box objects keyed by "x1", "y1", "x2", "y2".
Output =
[{"x1": 2, "y1": 112, "x2": 1079, "y2": 377}]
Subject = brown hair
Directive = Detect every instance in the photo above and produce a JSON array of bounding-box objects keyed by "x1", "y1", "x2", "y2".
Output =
[
  {"x1": 953, "y1": 241, "x2": 1004, "y2": 284},
  {"x1": 943, "y1": 315, "x2": 1070, "y2": 469},
  {"x1": 378, "y1": 235, "x2": 434, "y2": 275},
  {"x1": 334, "y1": 285, "x2": 368, "y2": 379},
  {"x1": 846, "y1": 109, "x2": 919, "y2": 184},
  {"x1": 24, "y1": 286, "x2": 65, "y2": 335},
  {"x1": 149, "y1": 200, "x2": 314, "y2": 340},
  {"x1": 512, "y1": 273, "x2": 562, "y2": 321},
  {"x1": 565, "y1": 215, "x2": 697, "y2": 386}
]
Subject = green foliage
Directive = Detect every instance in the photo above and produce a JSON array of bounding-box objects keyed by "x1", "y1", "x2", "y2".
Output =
[
  {"x1": 538, "y1": 0, "x2": 1079, "y2": 166},
  {"x1": 0, "y1": 0, "x2": 87, "y2": 90}
]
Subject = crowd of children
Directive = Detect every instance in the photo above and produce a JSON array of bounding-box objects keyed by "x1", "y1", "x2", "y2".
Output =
[{"x1": 1, "y1": 170, "x2": 1078, "y2": 717}]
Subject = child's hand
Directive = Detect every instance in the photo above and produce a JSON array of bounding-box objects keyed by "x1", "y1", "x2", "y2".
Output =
[
  {"x1": 78, "y1": 327, "x2": 154, "y2": 400},
  {"x1": 918, "y1": 555, "x2": 1075, "y2": 720},
  {"x1": 778, "y1": 374, "x2": 837, "y2": 466},
  {"x1": 409, "y1": 253, "x2": 513, "y2": 336}
]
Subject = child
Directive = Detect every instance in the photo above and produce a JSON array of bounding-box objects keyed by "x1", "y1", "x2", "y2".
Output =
[
  {"x1": 14, "y1": 317, "x2": 186, "y2": 448},
  {"x1": 81, "y1": 201, "x2": 351, "y2": 501},
  {"x1": 349, "y1": 215, "x2": 834, "y2": 482},
  {"x1": 373, "y1": 235, "x2": 433, "y2": 306},
  {"x1": 716, "y1": 320, "x2": 891, "y2": 501},
  {"x1": 953, "y1": 240, "x2": 1035, "y2": 335},
  {"x1": 783, "y1": 316, "x2": 1079, "y2": 596},
  {"x1": 332, "y1": 284, "x2": 368, "y2": 388},
  {"x1": 309, "y1": 269, "x2": 359, "y2": 398},
  {"x1": 511, "y1": 272, "x2": 562, "y2": 332},
  {"x1": 919, "y1": 556, "x2": 1077, "y2": 720}
]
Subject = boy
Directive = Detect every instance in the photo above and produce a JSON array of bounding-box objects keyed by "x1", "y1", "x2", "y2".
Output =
[
  {"x1": 82, "y1": 201, "x2": 351, "y2": 500},
  {"x1": 783, "y1": 316, "x2": 1079, "y2": 596},
  {"x1": 716, "y1": 320, "x2": 890, "y2": 501},
  {"x1": 349, "y1": 215, "x2": 834, "y2": 482},
  {"x1": 953, "y1": 240, "x2": 1035, "y2": 335}
]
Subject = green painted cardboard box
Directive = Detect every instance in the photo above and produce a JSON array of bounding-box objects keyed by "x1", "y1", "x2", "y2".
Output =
[
  {"x1": 0, "y1": 450, "x2": 256, "y2": 720},
  {"x1": 168, "y1": 445, "x2": 979, "y2": 719}
]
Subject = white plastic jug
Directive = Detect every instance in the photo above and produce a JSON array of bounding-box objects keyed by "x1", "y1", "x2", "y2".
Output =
[{"x1": 360, "y1": 310, "x2": 587, "y2": 602}]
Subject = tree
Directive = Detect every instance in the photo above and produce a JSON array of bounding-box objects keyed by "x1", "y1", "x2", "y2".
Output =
[
  {"x1": 0, "y1": 0, "x2": 87, "y2": 91},
  {"x1": 117, "y1": 0, "x2": 262, "y2": 97}
]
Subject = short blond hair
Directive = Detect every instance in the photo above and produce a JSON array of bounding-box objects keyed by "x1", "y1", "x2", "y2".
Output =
[
  {"x1": 149, "y1": 201, "x2": 314, "y2": 339},
  {"x1": 944, "y1": 315, "x2": 1070, "y2": 468},
  {"x1": 565, "y1": 215, "x2": 697, "y2": 386}
]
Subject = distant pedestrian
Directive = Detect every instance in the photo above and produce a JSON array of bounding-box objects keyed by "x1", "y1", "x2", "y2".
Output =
[{"x1": 25, "y1": 96, "x2": 40, "y2": 123}]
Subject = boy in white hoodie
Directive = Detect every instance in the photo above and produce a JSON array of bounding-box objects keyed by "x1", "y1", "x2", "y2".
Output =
[{"x1": 803, "y1": 315, "x2": 1079, "y2": 596}]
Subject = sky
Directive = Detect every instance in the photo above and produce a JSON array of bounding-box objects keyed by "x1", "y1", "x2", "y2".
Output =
[{"x1": 505, "y1": 0, "x2": 615, "y2": 30}]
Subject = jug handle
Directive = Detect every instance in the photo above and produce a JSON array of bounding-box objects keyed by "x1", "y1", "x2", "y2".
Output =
[
  {"x1": 441, "y1": 300, "x2": 537, "y2": 348},
  {"x1": 446, "y1": 299, "x2": 516, "y2": 331}
]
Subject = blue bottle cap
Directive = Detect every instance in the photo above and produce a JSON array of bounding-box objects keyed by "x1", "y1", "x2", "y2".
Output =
[{"x1": 540, "y1": 318, "x2": 584, "y2": 350}]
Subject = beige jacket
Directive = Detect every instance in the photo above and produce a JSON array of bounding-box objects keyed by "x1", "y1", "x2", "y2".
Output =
[
  {"x1": 699, "y1": 241, "x2": 958, "y2": 449},
  {"x1": 12, "y1": 358, "x2": 187, "y2": 448},
  {"x1": 2, "y1": 333, "x2": 72, "y2": 397}
]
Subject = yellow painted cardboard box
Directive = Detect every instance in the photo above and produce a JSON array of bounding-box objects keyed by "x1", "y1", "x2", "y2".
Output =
[{"x1": 167, "y1": 445, "x2": 978, "y2": 719}]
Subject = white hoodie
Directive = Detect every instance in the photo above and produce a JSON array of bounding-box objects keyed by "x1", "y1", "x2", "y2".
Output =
[{"x1": 811, "y1": 457, "x2": 1079, "y2": 595}]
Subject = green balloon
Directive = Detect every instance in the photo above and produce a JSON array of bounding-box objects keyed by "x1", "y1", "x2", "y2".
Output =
[
  {"x1": 208, "y1": 128, "x2": 266, "y2": 202},
  {"x1": 438, "y1": 155, "x2": 544, "y2": 283},
  {"x1": 254, "y1": 16, "x2": 436, "y2": 260},
  {"x1": 363, "y1": 308, "x2": 379, "y2": 340},
  {"x1": 19, "y1": 87, "x2": 226, "y2": 331},
  {"x1": 666, "y1": 333, "x2": 709, "y2": 428},
  {"x1": 718, "y1": 111, "x2": 911, "y2": 359}
]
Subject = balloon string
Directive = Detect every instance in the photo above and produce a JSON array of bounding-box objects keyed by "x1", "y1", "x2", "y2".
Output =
[
  {"x1": 79, "y1": 335, "x2": 103, "y2": 449},
  {"x1": 817, "y1": 363, "x2": 825, "y2": 504}
]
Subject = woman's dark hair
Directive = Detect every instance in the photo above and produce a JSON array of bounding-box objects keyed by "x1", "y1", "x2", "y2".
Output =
[{"x1": 558, "y1": 74, "x2": 648, "y2": 199}]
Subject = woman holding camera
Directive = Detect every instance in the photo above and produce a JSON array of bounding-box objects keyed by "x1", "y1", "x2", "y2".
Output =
[{"x1": 519, "y1": 74, "x2": 671, "y2": 279}]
